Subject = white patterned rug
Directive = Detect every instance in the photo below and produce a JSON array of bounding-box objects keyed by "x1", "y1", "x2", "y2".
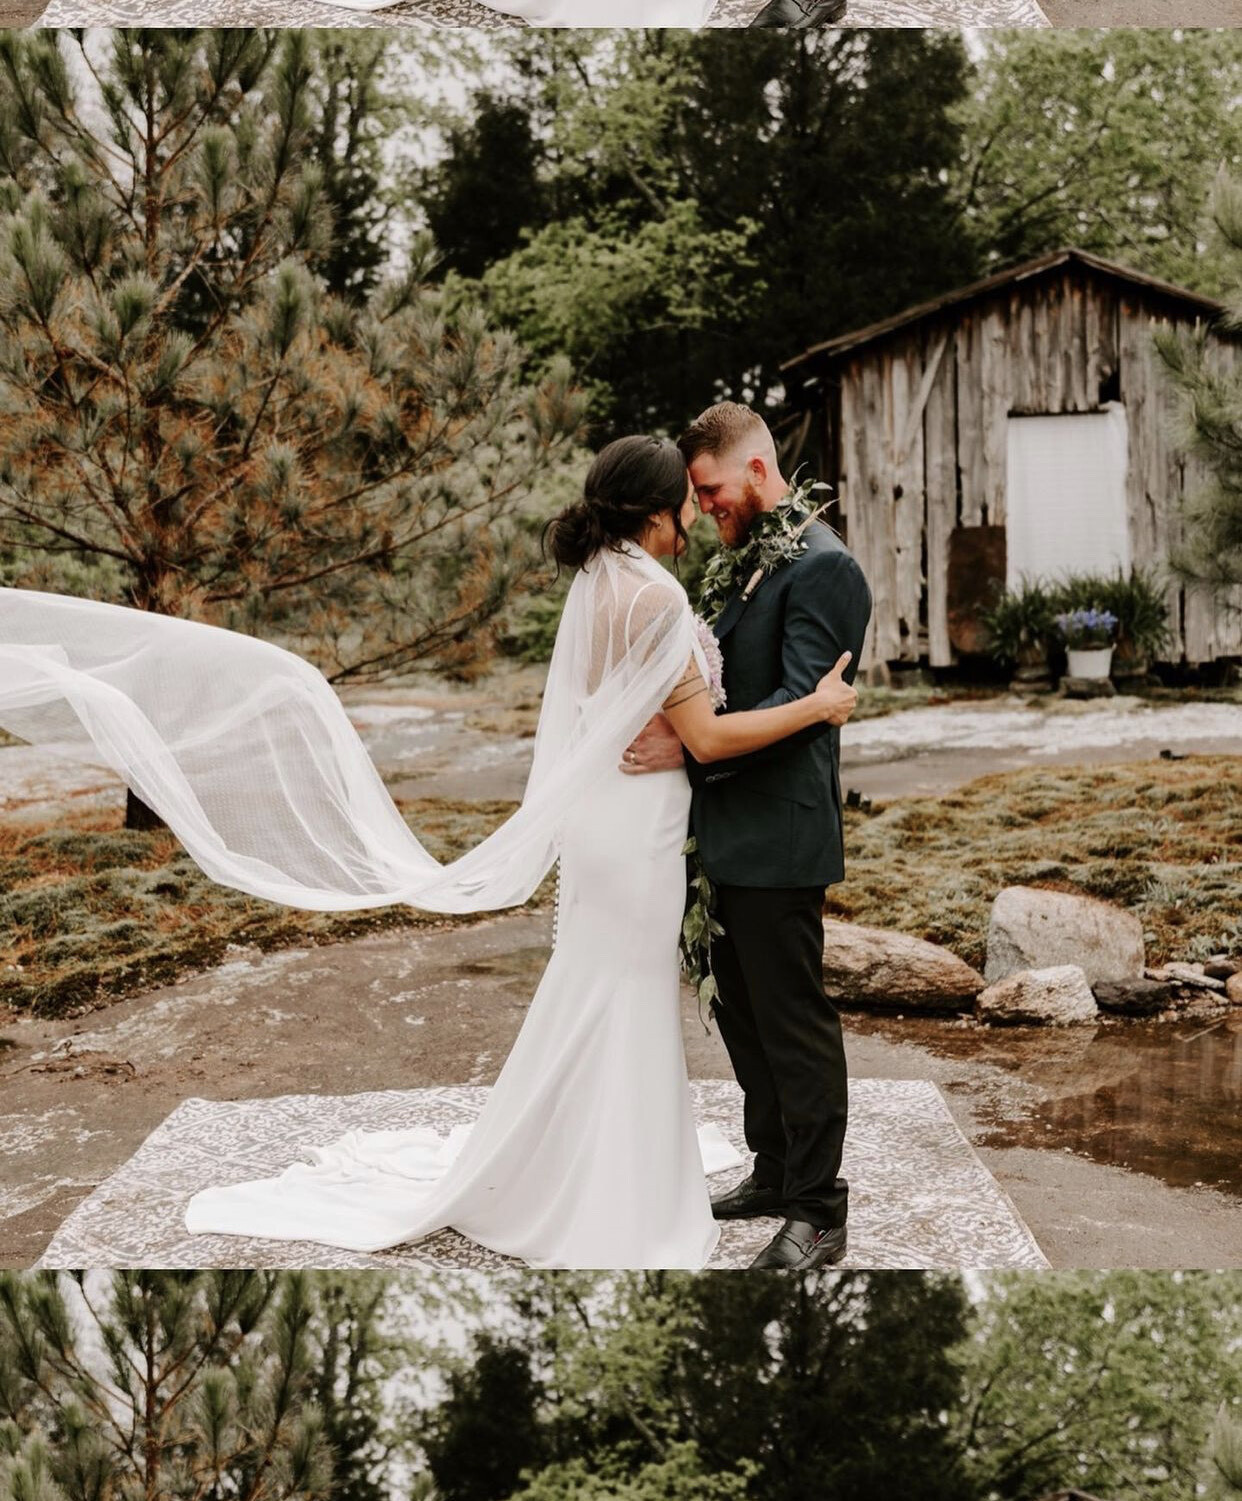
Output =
[
  {"x1": 36, "y1": 0, "x2": 1049, "y2": 26},
  {"x1": 36, "y1": 1079, "x2": 1048, "y2": 1270}
]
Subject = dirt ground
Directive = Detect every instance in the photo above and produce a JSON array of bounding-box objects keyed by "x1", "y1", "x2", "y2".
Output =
[{"x1": 3, "y1": 913, "x2": 1240, "y2": 1270}]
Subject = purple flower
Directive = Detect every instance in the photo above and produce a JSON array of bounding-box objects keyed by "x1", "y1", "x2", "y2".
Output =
[
  {"x1": 1055, "y1": 608, "x2": 1118, "y2": 648},
  {"x1": 692, "y1": 614, "x2": 727, "y2": 709}
]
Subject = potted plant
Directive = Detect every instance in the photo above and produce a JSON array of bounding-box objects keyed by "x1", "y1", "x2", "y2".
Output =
[
  {"x1": 1055, "y1": 606, "x2": 1119, "y2": 679},
  {"x1": 1100, "y1": 567, "x2": 1173, "y2": 682},
  {"x1": 980, "y1": 579, "x2": 1057, "y2": 689}
]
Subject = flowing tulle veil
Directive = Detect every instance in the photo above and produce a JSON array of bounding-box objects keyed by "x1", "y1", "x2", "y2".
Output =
[{"x1": 0, "y1": 541, "x2": 701, "y2": 917}]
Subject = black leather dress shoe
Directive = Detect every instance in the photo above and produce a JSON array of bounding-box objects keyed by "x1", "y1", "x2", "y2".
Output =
[
  {"x1": 748, "y1": 0, "x2": 846, "y2": 25},
  {"x1": 710, "y1": 1172, "x2": 787, "y2": 1221},
  {"x1": 749, "y1": 1219, "x2": 848, "y2": 1269}
]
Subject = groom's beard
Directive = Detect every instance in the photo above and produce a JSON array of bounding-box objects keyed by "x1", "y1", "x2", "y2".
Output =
[{"x1": 716, "y1": 479, "x2": 764, "y2": 549}]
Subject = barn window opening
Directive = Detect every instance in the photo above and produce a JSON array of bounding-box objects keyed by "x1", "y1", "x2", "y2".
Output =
[{"x1": 1005, "y1": 403, "x2": 1131, "y2": 587}]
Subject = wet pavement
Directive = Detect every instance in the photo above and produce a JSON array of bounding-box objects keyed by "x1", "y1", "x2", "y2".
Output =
[
  {"x1": 2, "y1": 916, "x2": 1239, "y2": 1270},
  {"x1": 2, "y1": 677, "x2": 1240, "y2": 1267}
]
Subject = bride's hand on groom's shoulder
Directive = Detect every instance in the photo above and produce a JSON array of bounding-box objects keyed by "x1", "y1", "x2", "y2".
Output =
[
  {"x1": 813, "y1": 653, "x2": 858, "y2": 726},
  {"x1": 621, "y1": 713, "x2": 686, "y2": 775}
]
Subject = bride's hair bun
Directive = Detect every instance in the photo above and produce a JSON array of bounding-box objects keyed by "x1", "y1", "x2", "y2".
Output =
[{"x1": 545, "y1": 435, "x2": 689, "y2": 571}]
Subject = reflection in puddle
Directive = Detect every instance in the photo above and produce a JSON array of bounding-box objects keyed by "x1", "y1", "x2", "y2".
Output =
[{"x1": 849, "y1": 1011, "x2": 1242, "y2": 1197}]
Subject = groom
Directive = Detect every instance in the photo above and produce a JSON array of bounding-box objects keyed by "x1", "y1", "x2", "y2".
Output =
[{"x1": 624, "y1": 401, "x2": 871, "y2": 1270}]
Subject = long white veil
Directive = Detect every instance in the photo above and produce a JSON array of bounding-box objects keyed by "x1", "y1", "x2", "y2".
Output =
[{"x1": 0, "y1": 541, "x2": 698, "y2": 915}]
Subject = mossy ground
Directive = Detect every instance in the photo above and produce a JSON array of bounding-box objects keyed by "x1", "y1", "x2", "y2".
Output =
[
  {"x1": 2, "y1": 757, "x2": 1238, "y2": 1018},
  {"x1": 827, "y1": 755, "x2": 1242, "y2": 970},
  {"x1": 0, "y1": 798, "x2": 533, "y2": 1018}
]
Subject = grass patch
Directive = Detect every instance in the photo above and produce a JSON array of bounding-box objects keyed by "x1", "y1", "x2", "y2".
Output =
[
  {"x1": 0, "y1": 797, "x2": 542, "y2": 1018},
  {"x1": 3, "y1": 757, "x2": 1238, "y2": 1017},
  {"x1": 827, "y1": 755, "x2": 1242, "y2": 969}
]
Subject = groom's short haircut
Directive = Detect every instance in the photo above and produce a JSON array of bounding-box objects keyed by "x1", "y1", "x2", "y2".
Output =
[{"x1": 678, "y1": 401, "x2": 772, "y2": 465}]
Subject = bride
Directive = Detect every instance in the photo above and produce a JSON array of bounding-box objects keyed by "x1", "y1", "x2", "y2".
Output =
[{"x1": 0, "y1": 435, "x2": 856, "y2": 1270}]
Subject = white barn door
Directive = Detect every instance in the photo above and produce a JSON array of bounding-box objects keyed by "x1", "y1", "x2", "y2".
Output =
[{"x1": 1005, "y1": 403, "x2": 1131, "y2": 586}]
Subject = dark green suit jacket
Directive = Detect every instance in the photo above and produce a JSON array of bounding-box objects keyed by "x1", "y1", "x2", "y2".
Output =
[{"x1": 688, "y1": 521, "x2": 872, "y2": 889}]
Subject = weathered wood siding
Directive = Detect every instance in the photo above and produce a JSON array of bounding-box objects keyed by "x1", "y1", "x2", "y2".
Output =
[{"x1": 831, "y1": 265, "x2": 1242, "y2": 667}]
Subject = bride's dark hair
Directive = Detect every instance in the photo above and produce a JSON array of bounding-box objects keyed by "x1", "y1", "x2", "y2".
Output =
[{"x1": 544, "y1": 436, "x2": 690, "y2": 572}]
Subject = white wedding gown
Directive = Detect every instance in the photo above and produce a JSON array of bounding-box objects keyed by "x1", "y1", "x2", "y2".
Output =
[
  {"x1": 186, "y1": 755, "x2": 734, "y2": 1267},
  {"x1": 0, "y1": 543, "x2": 740, "y2": 1269}
]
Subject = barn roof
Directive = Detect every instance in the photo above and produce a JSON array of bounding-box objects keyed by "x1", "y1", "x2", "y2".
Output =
[{"x1": 781, "y1": 247, "x2": 1229, "y2": 374}]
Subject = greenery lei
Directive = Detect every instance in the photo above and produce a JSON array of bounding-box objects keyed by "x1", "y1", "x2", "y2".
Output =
[
  {"x1": 679, "y1": 471, "x2": 833, "y2": 1022},
  {"x1": 697, "y1": 471, "x2": 832, "y2": 626}
]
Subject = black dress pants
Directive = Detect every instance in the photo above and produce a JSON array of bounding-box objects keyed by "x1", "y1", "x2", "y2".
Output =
[{"x1": 711, "y1": 882, "x2": 849, "y2": 1229}]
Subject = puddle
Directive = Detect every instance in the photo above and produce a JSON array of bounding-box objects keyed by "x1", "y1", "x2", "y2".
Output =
[{"x1": 850, "y1": 1010, "x2": 1242, "y2": 1196}]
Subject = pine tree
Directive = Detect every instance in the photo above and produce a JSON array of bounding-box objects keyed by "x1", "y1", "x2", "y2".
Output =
[
  {"x1": 1155, "y1": 167, "x2": 1242, "y2": 593},
  {"x1": 0, "y1": 1271, "x2": 333, "y2": 1501},
  {"x1": 0, "y1": 31, "x2": 583, "y2": 825}
]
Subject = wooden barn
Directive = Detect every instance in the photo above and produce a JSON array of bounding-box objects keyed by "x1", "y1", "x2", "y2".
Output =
[{"x1": 780, "y1": 248, "x2": 1242, "y2": 673}]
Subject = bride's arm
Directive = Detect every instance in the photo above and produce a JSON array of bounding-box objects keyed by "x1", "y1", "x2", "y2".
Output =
[{"x1": 661, "y1": 652, "x2": 855, "y2": 765}]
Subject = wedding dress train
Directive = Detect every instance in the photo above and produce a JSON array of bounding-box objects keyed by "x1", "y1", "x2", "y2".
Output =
[
  {"x1": 0, "y1": 543, "x2": 737, "y2": 1269},
  {"x1": 186, "y1": 760, "x2": 734, "y2": 1267}
]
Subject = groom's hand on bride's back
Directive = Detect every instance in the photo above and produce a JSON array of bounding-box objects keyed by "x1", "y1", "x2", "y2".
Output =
[{"x1": 621, "y1": 713, "x2": 686, "y2": 775}]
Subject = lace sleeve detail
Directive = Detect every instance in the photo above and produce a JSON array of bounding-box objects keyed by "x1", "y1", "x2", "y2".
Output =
[{"x1": 585, "y1": 562, "x2": 688, "y2": 690}]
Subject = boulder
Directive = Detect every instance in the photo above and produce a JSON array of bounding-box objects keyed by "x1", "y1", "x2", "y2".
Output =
[
  {"x1": 977, "y1": 965, "x2": 1099, "y2": 1026},
  {"x1": 1227, "y1": 974, "x2": 1242, "y2": 1006},
  {"x1": 985, "y1": 886, "x2": 1145, "y2": 985},
  {"x1": 1092, "y1": 978, "x2": 1174, "y2": 1017},
  {"x1": 822, "y1": 920, "x2": 985, "y2": 1013},
  {"x1": 1205, "y1": 959, "x2": 1240, "y2": 982}
]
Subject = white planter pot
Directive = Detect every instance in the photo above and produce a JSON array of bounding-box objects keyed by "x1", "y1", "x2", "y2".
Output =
[{"x1": 1067, "y1": 646, "x2": 1113, "y2": 680}]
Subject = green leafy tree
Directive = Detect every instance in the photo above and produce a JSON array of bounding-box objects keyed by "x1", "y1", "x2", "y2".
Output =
[
  {"x1": 422, "y1": 92, "x2": 547, "y2": 282},
  {"x1": 0, "y1": 30, "x2": 583, "y2": 824},
  {"x1": 486, "y1": 1270, "x2": 970, "y2": 1501},
  {"x1": 0, "y1": 1271, "x2": 331, "y2": 1501},
  {"x1": 664, "y1": 1271, "x2": 971, "y2": 1501},
  {"x1": 956, "y1": 1270, "x2": 1242, "y2": 1501},
  {"x1": 416, "y1": 31, "x2": 977, "y2": 435},
  {"x1": 1156, "y1": 167, "x2": 1242, "y2": 593},
  {"x1": 420, "y1": 1334, "x2": 548, "y2": 1501},
  {"x1": 509, "y1": 1443, "x2": 755, "y2": 1501},
  {"x1": 956, "y1": 30, "x2": 1242, "y2": 291}
]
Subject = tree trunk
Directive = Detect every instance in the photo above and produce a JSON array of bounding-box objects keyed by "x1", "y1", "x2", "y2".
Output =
[{"x1": 126, "y1": 786, "x2": 166, "y2": 831}]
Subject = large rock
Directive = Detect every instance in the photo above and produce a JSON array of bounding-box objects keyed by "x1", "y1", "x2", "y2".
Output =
[
  {"x1": 977, "y1": 965, "x2": 1099, "y2": 1026},
  {"x1": 1227, "y1": 974, "x2": 1242, "y2": 1006},
  {"x1": 822, "y1": 920, "x2": 985, "y2": 1013},
  {"x1": 985, "y1": 887, "x2": 1145, "y2": 985}
]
